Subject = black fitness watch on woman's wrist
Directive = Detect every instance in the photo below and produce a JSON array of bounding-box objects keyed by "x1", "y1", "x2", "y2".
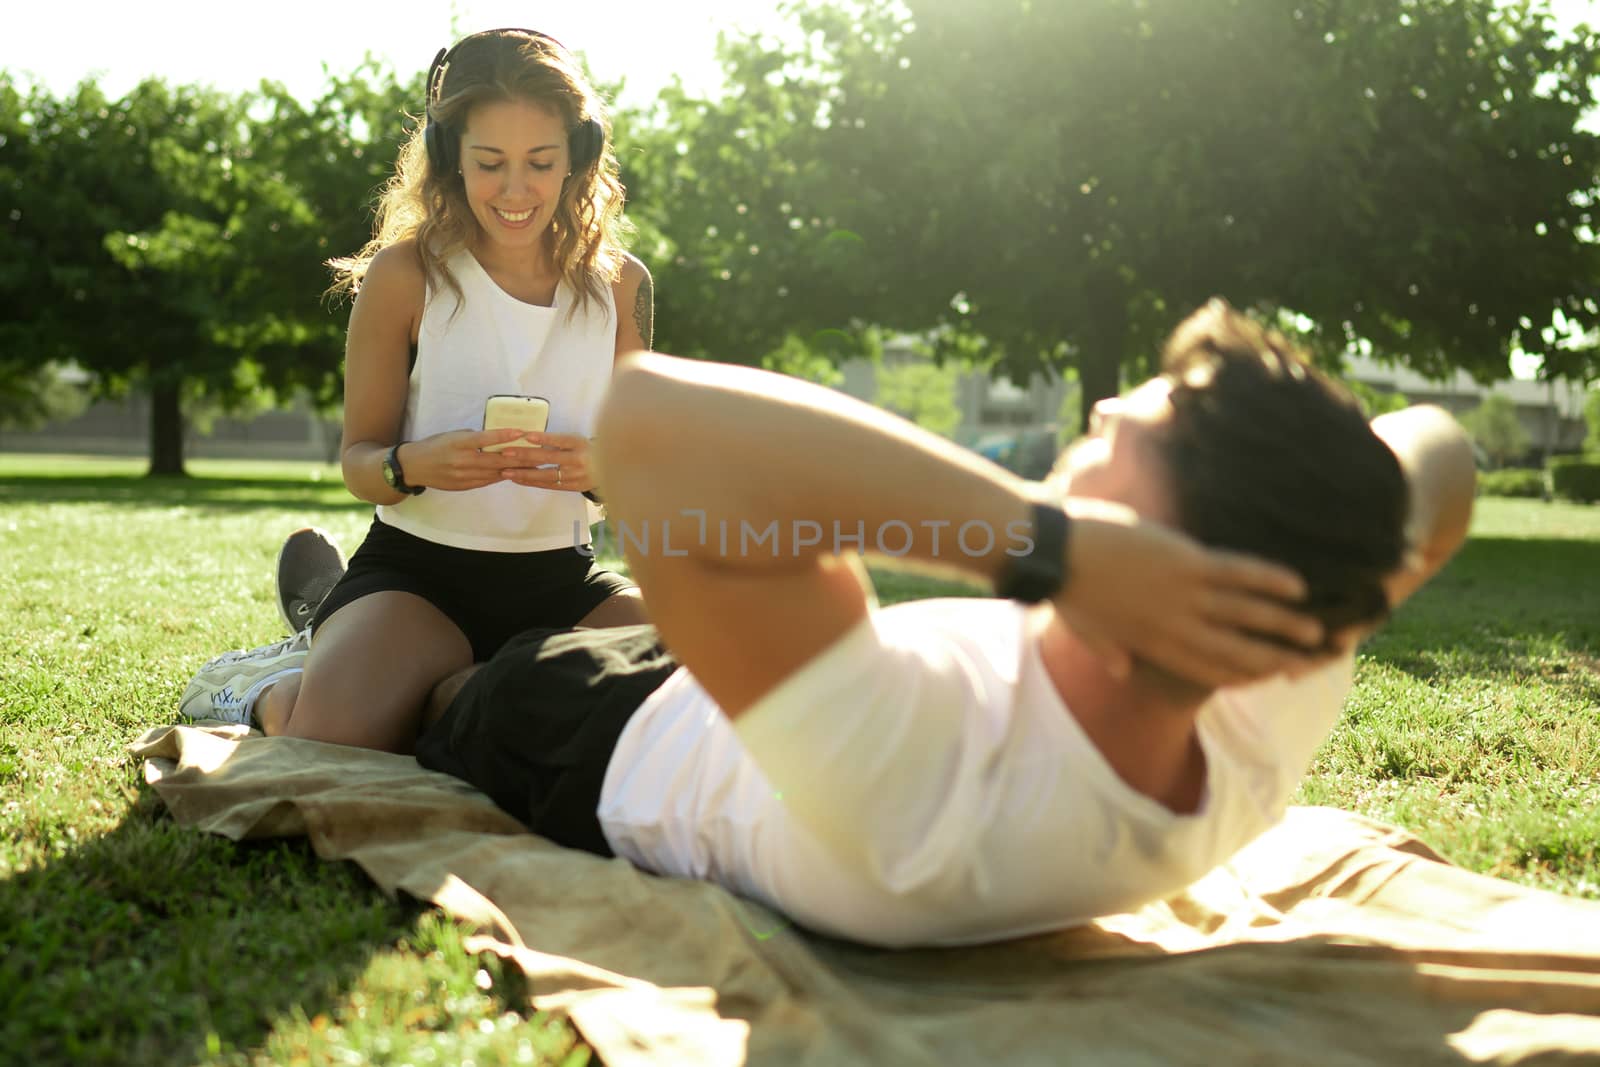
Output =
[
  {"x1": 381, "y1": 444, "x2": 426, "y2": 496},
  {"x1": 995, "y1": 501, "x2": 1070, "y2": 602}
]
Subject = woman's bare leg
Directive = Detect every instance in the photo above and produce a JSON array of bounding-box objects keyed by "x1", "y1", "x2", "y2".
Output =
[{"x1": 255, "y1": 591, "x2": 472, "y2": 753}]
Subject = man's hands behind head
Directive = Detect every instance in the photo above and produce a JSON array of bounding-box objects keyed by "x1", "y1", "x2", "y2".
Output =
[{"x1": 1055, "y1": 499, "x2": 1330, "y2": 689}]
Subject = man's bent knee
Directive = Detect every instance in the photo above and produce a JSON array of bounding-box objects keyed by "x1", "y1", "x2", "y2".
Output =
[{"x1": 425, "y1": 664, "x2": 483, "y2": 728}]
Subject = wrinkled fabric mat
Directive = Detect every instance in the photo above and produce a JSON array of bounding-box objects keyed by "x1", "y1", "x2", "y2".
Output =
[{"x1": 134, "y1": 725, "x2": 1600, "y2": 1065}]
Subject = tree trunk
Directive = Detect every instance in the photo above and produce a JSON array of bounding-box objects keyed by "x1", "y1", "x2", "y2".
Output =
[
  {"x1": 146, "y1": 378, "x2": 187, "y2": 477},
  {"x1": 1075, "y1": 277, "x2": 1129, "y2": 433},
  {"x1": 1544, "y1": 376, "x2": 1556, "y2": 467}
]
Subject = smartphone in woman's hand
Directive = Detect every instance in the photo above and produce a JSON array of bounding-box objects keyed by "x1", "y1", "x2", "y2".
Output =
[{"x1": 481, "y1": 394, "x2": 550, "y2": 452}]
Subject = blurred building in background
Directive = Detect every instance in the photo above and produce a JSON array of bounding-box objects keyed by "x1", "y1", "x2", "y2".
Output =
[
  {"x1": 1342, "y1": 353, "x2": 1591, "y2": 457},
  {"x1": 0, "y1": 383, "x2": 342, "y2": 463},
  {"x1": 0, "y1": 348, "x2": 1591, "y2": 471}
]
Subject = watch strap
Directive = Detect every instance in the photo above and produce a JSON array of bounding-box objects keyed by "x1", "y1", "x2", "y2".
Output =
[
  {"x1": 385, "y1": 444, "x2": 425, "y2": 495},
  {"x1": 996, "y1": 502, "x2": 1070, "y2": 602}
]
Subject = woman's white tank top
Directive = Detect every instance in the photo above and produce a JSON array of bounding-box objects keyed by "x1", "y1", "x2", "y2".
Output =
[{"x1": 377, "y1": 249, "x2": 613, "y2": 552}]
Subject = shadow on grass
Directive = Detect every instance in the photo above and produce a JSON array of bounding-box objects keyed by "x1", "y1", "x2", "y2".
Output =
[
  {"x1": 0, "y1": 473, "x2": 365, "y2": 516},
  {"x1": 0, "y1": 786, "x2": 419, "y2": 1065},
  {"x1": 1362, "y1": 537, "x2": 1600, "y2": 690}
]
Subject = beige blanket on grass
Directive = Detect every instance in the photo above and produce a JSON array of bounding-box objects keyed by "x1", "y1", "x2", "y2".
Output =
[{"x1": 133, "y1": 724, "x2": 1600, "y2": 1065}]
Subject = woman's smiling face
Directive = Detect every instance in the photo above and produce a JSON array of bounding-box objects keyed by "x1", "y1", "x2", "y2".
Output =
[{"x1": 458, "y1": 97, "x2": 570, "y2": 253}]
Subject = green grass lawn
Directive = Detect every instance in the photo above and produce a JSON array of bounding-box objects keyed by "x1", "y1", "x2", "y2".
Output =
[{"x1": 2, "y1": 453, "x2": 1598, "y2": 1064}]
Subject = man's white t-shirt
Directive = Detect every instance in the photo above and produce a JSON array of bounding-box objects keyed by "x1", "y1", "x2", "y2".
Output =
[{"x1": 596, "y1": 598, "x2": 1354, "y2": 948}]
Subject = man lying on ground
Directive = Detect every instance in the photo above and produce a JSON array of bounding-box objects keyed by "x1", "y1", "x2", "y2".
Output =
[{"x1": 403, "y1": 299, "x2": 1474, "y2": 948}]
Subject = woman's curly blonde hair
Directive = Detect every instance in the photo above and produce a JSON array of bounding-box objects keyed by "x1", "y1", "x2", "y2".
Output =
[{"x1": 329, "y1": 29, "x2": 631, "y2": 318}]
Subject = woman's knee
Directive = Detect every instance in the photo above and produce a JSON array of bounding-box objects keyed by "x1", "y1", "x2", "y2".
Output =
[{"x1": 282, "y1": 592, "x2": 473, "y2": 751}]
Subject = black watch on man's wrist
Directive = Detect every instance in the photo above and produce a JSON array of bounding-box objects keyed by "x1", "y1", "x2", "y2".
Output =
[
  {"x1": 995, "y1": 502, "x2": 1070, "y2": 602},
  {"x1": 381, "y1": 444, "x2": 426, "y2": 496}
]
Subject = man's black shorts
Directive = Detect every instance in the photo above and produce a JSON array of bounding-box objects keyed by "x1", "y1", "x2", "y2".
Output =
[{"x1": 414, "y1": 623, "x2": 678, "y2": 856}]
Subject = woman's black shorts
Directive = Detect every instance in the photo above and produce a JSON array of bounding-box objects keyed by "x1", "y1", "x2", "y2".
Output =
[
  {"x1": 311, "y1": 517, "x2": 635, "y2": 662},
  {"x1": 414, "y1": 623, "x2": 678, "y2": 856}
]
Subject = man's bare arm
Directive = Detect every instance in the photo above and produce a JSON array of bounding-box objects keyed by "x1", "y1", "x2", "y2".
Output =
[
  {"x1": 1371, "y1": 405, "x2": 1477, "y2": 610},
  {"x1": 589, "y1": 352, "x2": 1327, "y2": 714}
]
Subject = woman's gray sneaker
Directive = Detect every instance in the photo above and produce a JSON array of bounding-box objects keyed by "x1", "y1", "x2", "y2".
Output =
[{"x1": 276, "y1": 527, "x2": 346, "y2": 633}]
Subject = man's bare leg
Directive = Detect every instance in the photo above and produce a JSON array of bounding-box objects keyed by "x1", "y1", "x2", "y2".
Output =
[{"x1": 424, "y1": 664, "x2": 483, "y2": 729}]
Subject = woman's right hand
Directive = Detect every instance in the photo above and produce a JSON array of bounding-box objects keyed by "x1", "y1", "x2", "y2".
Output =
[{"x1": 398, "y1": 429, "x2": 530, "y2": 491}]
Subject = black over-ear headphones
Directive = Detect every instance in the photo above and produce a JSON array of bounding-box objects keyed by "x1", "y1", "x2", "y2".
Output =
[{"x1": 423, "y1": 27, "x2": 605, "y2": 178}]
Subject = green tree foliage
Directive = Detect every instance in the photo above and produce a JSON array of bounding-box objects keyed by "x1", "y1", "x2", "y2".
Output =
[
  {"x1": 0, "y1": 67, "x2": 414, "y2": 474},
  {"x1": 1548, "y1": 454, "x2": 1600, "y2": 501},
  {"x1": 758, "y1": 333, "x2": 847, "y2": 387},
  {"x1": 1341, "y1": 378, "x2": 1411, "y2": 419},
  {"x1": 1476, "y1": 467, "x2": 1547, "y2": 498},
  {"x1": 615, "y1": 32, "x2": 879, "y2": 367},
  {"x1": 241, "y1": 64, "x2": 424, "y2": 394},
  {"x1": 873, "y1": 356, "x2": 962, "y2": 436},
  {"x1": 0, "y1": 80, "x2": 89, "y2": 431},
  {"x1": 1055, "y1": 372, "x2": 1084, "y2": 447},
  {"x1": 7, "y1": 3, "x2": 1599, "y2": 466},
  {"x1": 1459, "y1": 393, "x2": 1531, "y2": 467},
  {"x1": 0, "y1": 77, "x2": 231, "y2": 472},
  {"x1": 0, "y1": 361, "x2": 87, "y2": 431},
  {"x1": 636, "y1": 0, "x2": 1600, "y2": 428}
]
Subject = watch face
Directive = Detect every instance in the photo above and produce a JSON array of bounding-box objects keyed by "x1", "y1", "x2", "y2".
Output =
[{"x1": 381, "y1": 456, "x2": 398, "y2": 488}]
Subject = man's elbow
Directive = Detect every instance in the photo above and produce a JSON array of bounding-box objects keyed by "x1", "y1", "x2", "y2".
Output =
[
  {"x1": 1424, "y1": 405, "x2": 1479, "y2": 501},
  {"x1": 596, "y1": 352, "x2": 673, "y2": 486}
]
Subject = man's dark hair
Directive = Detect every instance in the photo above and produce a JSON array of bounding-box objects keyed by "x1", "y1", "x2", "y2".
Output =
[{"x1": 1157, "y1": 299, "x2": 1409, "y2": 633}]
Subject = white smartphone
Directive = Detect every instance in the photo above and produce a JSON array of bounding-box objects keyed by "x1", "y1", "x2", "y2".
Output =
[{"x1": 481, "y1": 394, "x2": 551, "y2": 452}]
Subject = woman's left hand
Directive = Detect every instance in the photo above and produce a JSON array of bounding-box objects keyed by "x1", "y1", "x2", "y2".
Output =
[{"x1": 500, "y1": 431, "x2": 596, "y2": 493}]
